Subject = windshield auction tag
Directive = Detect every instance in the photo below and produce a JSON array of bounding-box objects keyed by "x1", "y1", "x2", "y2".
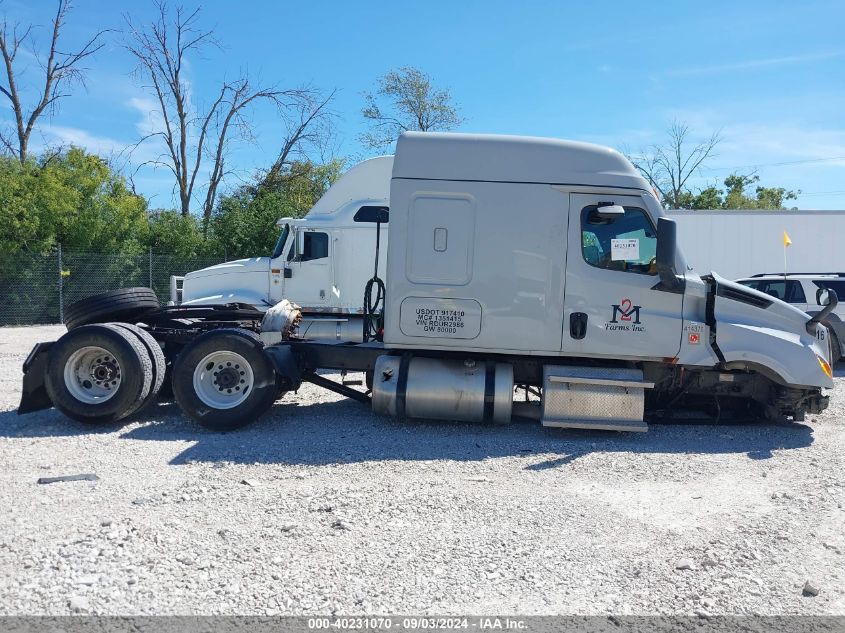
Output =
[{"x1": 611, "y1": 238, "x2": 640, "y2": 261}]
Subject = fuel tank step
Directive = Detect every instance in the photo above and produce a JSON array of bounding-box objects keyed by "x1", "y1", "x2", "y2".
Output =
[{"x1": 541, "y1": 366, "x2": 653, "y2": 432}]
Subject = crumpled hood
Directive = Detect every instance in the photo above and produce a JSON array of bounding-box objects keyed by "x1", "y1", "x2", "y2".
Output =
[
  {"x1": 712, "y1": 272, "x2": 812, "y2": 330},
  {"x1": 184, "y1": 257, "x2": 269, "y2": 281},
  {"x1": 711, "y1": 272, "x2": 832, "y2": 389}
]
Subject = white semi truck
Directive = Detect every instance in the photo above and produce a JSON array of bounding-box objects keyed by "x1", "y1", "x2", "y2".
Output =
[
  {"x1": 19, "y1": 132, "x2": 836, "y2": 434},
  {"x1": 177, "y1": 156, "x2": 392, "y2": 342},
  {"x1": 176, "y1": 158, "x2": 845, "y2": 349}
]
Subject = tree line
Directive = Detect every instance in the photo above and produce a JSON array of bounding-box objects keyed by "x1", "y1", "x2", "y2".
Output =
[{"x1": 0, "y1": 1, "x2": 799, "y2": 273}]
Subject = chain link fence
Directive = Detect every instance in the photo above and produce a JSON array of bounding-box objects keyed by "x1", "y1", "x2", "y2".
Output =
[{"x1": 0, "y1": 247, "x2": 227, "y2": 326}]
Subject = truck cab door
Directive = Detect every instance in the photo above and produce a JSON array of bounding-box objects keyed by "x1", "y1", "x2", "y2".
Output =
[
  {"x1": 562, "y1": 193, "x2": 684, "y2": 359},
  {"x1": 282, "y1": 229, "x2": 332, "y2": 308}
]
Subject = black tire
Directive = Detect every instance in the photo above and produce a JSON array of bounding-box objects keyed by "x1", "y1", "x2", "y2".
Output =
[
  {"x1": 172, "y1": 328, "x2": 277, "y2": 432},
  {"x1": 64, "y1": 287, "x2": 160, "y2": 330},
  {"x1": 110, "y1": 323, "x2": 166, "y2": 412},
  {"x1": 829, "y1": 329, "x2": 842, "y2": 364},
  {"x1": 45, "y1": 324, "x2": 153, "y2": 424},
  {"x1": 158, "y1": 365, "x2": 174, "y2": 402}
]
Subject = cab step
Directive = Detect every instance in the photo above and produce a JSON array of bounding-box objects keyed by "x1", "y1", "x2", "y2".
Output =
[{"x1": 541, "y1": 366, "x2": 653, "y2": 432}]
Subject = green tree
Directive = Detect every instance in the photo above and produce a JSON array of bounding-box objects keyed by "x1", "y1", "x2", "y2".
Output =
[
  {"x1": 671, "y1": 174, "x2": 799, "y2": 210},
  {"x1": 0, "y1": 147, "x2": 149, "y2": 256},
  {"x1": 210, "y1": 160, "x2": 342, "y2": 259},
  {"x1": 361, "y1": 66, "x2": 464, "y2": 150},
  {"x1": 721, "y1": 173, "x2": 799, "y2": 209},
  {"x1": 148, "y1": 210, "x2": 212, "y2": 259}
]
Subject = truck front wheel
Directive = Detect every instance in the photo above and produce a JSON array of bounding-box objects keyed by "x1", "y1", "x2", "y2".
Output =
[{"x1": 172, "y1": 329, "x2": 277, "y2": 431}]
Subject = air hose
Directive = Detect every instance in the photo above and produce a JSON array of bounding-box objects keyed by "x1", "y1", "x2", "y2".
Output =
[
  {"x1": 363, "y1": 275, "x2": 385, "y2": 342},
  {"x1": 363, "y1": 219, "x2": 385, "y2": 342}
]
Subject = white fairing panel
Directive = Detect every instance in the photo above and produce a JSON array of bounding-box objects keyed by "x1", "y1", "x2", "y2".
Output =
[
  {"x1": 384, "y1": 178, "x2": 569, "y2": 353},
  {"x1": 712, "y1": 274, "x2": 833, "y2": 389}
]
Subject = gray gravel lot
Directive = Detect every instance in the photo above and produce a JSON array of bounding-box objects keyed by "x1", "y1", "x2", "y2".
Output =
[{"x1": 0, "y1": 324, "x2": 843, "y2": 616}]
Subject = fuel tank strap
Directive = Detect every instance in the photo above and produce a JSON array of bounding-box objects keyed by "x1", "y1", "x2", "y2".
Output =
[
  {"x1": 395, "y1": 353, "x2": 412, "y2": 419},
  {"x1": 483, "y1": 361, "x2": 496, "y2": 421}
]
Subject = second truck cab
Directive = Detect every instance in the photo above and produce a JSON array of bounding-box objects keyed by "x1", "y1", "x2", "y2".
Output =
[{"x1": 178, "y1": 156, "x2": 392, "y2": 340}]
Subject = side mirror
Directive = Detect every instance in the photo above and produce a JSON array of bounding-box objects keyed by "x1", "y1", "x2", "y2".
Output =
[
  {"x1": 817, "y1": 287, "x2": 831, "y2": 306},
  {"x1": 655, "y1": 217, "x2": 681, "y2": 291},
  {"x1": 807, "y1": 288, "x2": 839, "y2": 334},
  {"x1": 596, "y1": 203, "x2": 625, "y2": 219}
]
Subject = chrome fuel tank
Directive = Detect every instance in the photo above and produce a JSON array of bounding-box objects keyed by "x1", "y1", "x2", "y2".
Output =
[{"x1": 371, "y1": 355, "x2": 513, "y2": 424}]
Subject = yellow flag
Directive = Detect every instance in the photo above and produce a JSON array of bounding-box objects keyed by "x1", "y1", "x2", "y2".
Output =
[{"x1": 783, "y1": 230, "x2": 792, "y2": 247}]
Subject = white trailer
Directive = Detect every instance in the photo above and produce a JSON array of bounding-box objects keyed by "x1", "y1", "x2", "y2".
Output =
[
  {"x1": 21, "y1": 132, "x2": 836, "y2": 434},
  {"x1": 670, "y1": 209, "x2": 845, "y2": 280}
]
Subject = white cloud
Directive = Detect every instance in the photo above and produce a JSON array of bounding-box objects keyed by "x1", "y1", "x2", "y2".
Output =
[
  {"x1": 127, "y1": 95, "x2": 165, "y2": 138},
  {"x1": 664, "y1": 50, "x2": 845, "y2": 78},
  {"x1": 39, "y1": 124, "x2": 127, "y2": 156}
]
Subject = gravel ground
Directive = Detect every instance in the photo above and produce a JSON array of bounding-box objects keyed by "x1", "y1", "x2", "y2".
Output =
[{"x1": 0, "y1": 324, "x2": 843, "y2": 616}]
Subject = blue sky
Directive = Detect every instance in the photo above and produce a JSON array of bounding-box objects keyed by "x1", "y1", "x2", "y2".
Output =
[{"x1": 4, "y1": 0, "x2": 845, "y2": 210}]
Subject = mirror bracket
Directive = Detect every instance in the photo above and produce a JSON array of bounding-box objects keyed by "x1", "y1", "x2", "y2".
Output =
[{"x1": 596, "y1": 202, "x2": 626, "y2": 219}]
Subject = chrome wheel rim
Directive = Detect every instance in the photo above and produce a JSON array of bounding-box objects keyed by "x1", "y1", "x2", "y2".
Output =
[
  {"x1": 192, "y1": 350, "x2": 254, "y2": 410},
  {"x1": 63, "y1": 346, "x2": 122, "y2": 404}
]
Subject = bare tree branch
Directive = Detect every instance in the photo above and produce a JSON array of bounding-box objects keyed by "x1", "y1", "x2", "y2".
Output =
[
  {"x1": 628, "y1": 120, "x2": 722, "y2": 209},
  {"x1": 0, "y1": 0, "x2": 107, "y2": 162},
  {"x1": 125, "y1": 1, "x2": 312, "y2": 225},
  {"x1": 263, "y1": 88, "x2": 337, "y2": 185}
]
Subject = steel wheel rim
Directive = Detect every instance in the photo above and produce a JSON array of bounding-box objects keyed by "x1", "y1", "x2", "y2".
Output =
[
  {"x1": 63, "y1": 345, "x2": 122, "y2": 404},
  {"x1": 193, "y1": 350, "x2": 254, "y2": 410}
]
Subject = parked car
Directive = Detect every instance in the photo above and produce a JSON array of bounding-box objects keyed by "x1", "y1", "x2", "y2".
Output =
[{"x1": 736, "y1": 273, "x2": 845, "y2": 361}]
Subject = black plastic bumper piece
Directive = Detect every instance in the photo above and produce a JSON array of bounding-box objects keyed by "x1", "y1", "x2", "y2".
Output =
[{"x1": 18, "y1": 342, "x2": 54, "y2": 415}]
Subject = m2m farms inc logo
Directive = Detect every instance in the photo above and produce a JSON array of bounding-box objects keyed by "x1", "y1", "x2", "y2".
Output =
[{"x1": 607, "y1": 298, "x2": 645, "y2": 332}]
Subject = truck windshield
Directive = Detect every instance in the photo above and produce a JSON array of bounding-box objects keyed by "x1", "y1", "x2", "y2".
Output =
[{"x1": 271, "y1": 224, "x2": 290, "y2": 259}]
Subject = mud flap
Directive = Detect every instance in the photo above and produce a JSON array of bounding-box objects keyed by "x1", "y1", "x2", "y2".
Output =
[
  {"x1": 263, "y1": 345, "x2": 302, "y2": 391},
  {"x1": 18, "y1": 342, "x2": 54, "y2": 414}
]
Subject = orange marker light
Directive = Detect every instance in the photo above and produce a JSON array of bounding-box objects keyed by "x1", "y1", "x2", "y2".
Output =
[{"x1": 817, "y1": 354, "x2": 833, "y2": 379}]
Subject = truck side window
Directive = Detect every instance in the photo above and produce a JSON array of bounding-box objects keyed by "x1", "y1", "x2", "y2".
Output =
[
  {"x1": 300, "y1": 232, "x2": 329, "y2": 262},
  {"x1": 580, "y1": 206, "x2": 657, "y2": 275},
  {"x1": 757, "y1": 280, "x2": 806, "y2": 303}
]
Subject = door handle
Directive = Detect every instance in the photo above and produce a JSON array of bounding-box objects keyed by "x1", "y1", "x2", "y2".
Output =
[{"x1": 570, "y1": 312, "x2": 588, "y2": 340}]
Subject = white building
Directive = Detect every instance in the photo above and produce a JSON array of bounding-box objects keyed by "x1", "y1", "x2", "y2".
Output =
[{"x1": 669, "y1": 209, "x2": 845, "y2": 279}]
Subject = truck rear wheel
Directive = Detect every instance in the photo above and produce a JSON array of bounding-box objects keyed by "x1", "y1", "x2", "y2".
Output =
[
  {"x1": 109, "y1": 323, "x2": 167, "y2": 412},
  {"x1": 172, "y1": 329, "x2": 277, "y2": 432},
  {"x1": 64, "y1": 287, "x2": 160, "y2": 330},
  {"x1": 45, "y1": 324, "x2": 153, "y2": 424}
]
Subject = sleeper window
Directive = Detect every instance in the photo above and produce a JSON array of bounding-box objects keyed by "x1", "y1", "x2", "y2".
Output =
[{"x1": 580, "y1": 206, "x2": 657, "y2": 275}]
